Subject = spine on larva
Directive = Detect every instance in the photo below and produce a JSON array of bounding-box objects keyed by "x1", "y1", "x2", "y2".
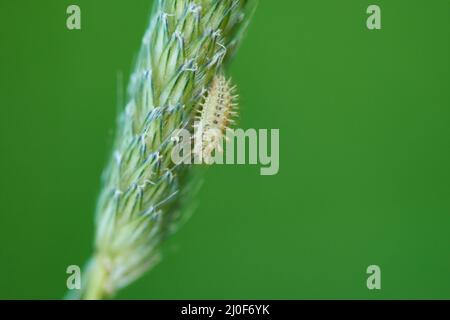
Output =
[{"x1": 193, "y1": 75, "x2": 239, "y2": 164}]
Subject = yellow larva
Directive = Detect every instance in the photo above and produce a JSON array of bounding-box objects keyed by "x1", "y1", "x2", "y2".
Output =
[{"x1": 193, "y1": 75, "x2": 238, "y2": 164}]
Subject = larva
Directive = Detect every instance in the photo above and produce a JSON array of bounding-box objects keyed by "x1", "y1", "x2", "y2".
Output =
[{"x1": 193, "y1": 75, "x2": 238, "y2": 164}]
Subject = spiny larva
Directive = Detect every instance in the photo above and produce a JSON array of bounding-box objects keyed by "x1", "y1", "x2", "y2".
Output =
[{"x1": 193, "y1": 75, "x2": 239, "y2": 164}]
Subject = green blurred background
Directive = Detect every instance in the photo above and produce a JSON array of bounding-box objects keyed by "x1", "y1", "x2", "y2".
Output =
[{"x1": 1, "y1": 0, "x2": 450, "y2": 299}]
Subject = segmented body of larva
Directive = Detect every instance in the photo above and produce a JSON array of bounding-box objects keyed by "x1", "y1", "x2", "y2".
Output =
[{"x1": 193, "y1": 75, "x2": 238, "y2": 164}]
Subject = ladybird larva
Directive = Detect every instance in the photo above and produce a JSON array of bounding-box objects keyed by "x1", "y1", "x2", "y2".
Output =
[{"x1": 193, "y1": 75, "x2": 238, "y2": 164}]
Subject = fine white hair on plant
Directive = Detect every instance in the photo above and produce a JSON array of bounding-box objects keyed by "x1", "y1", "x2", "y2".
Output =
[{"x1": 74, "y1": 0, "x2": 256, "y2": 300}]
